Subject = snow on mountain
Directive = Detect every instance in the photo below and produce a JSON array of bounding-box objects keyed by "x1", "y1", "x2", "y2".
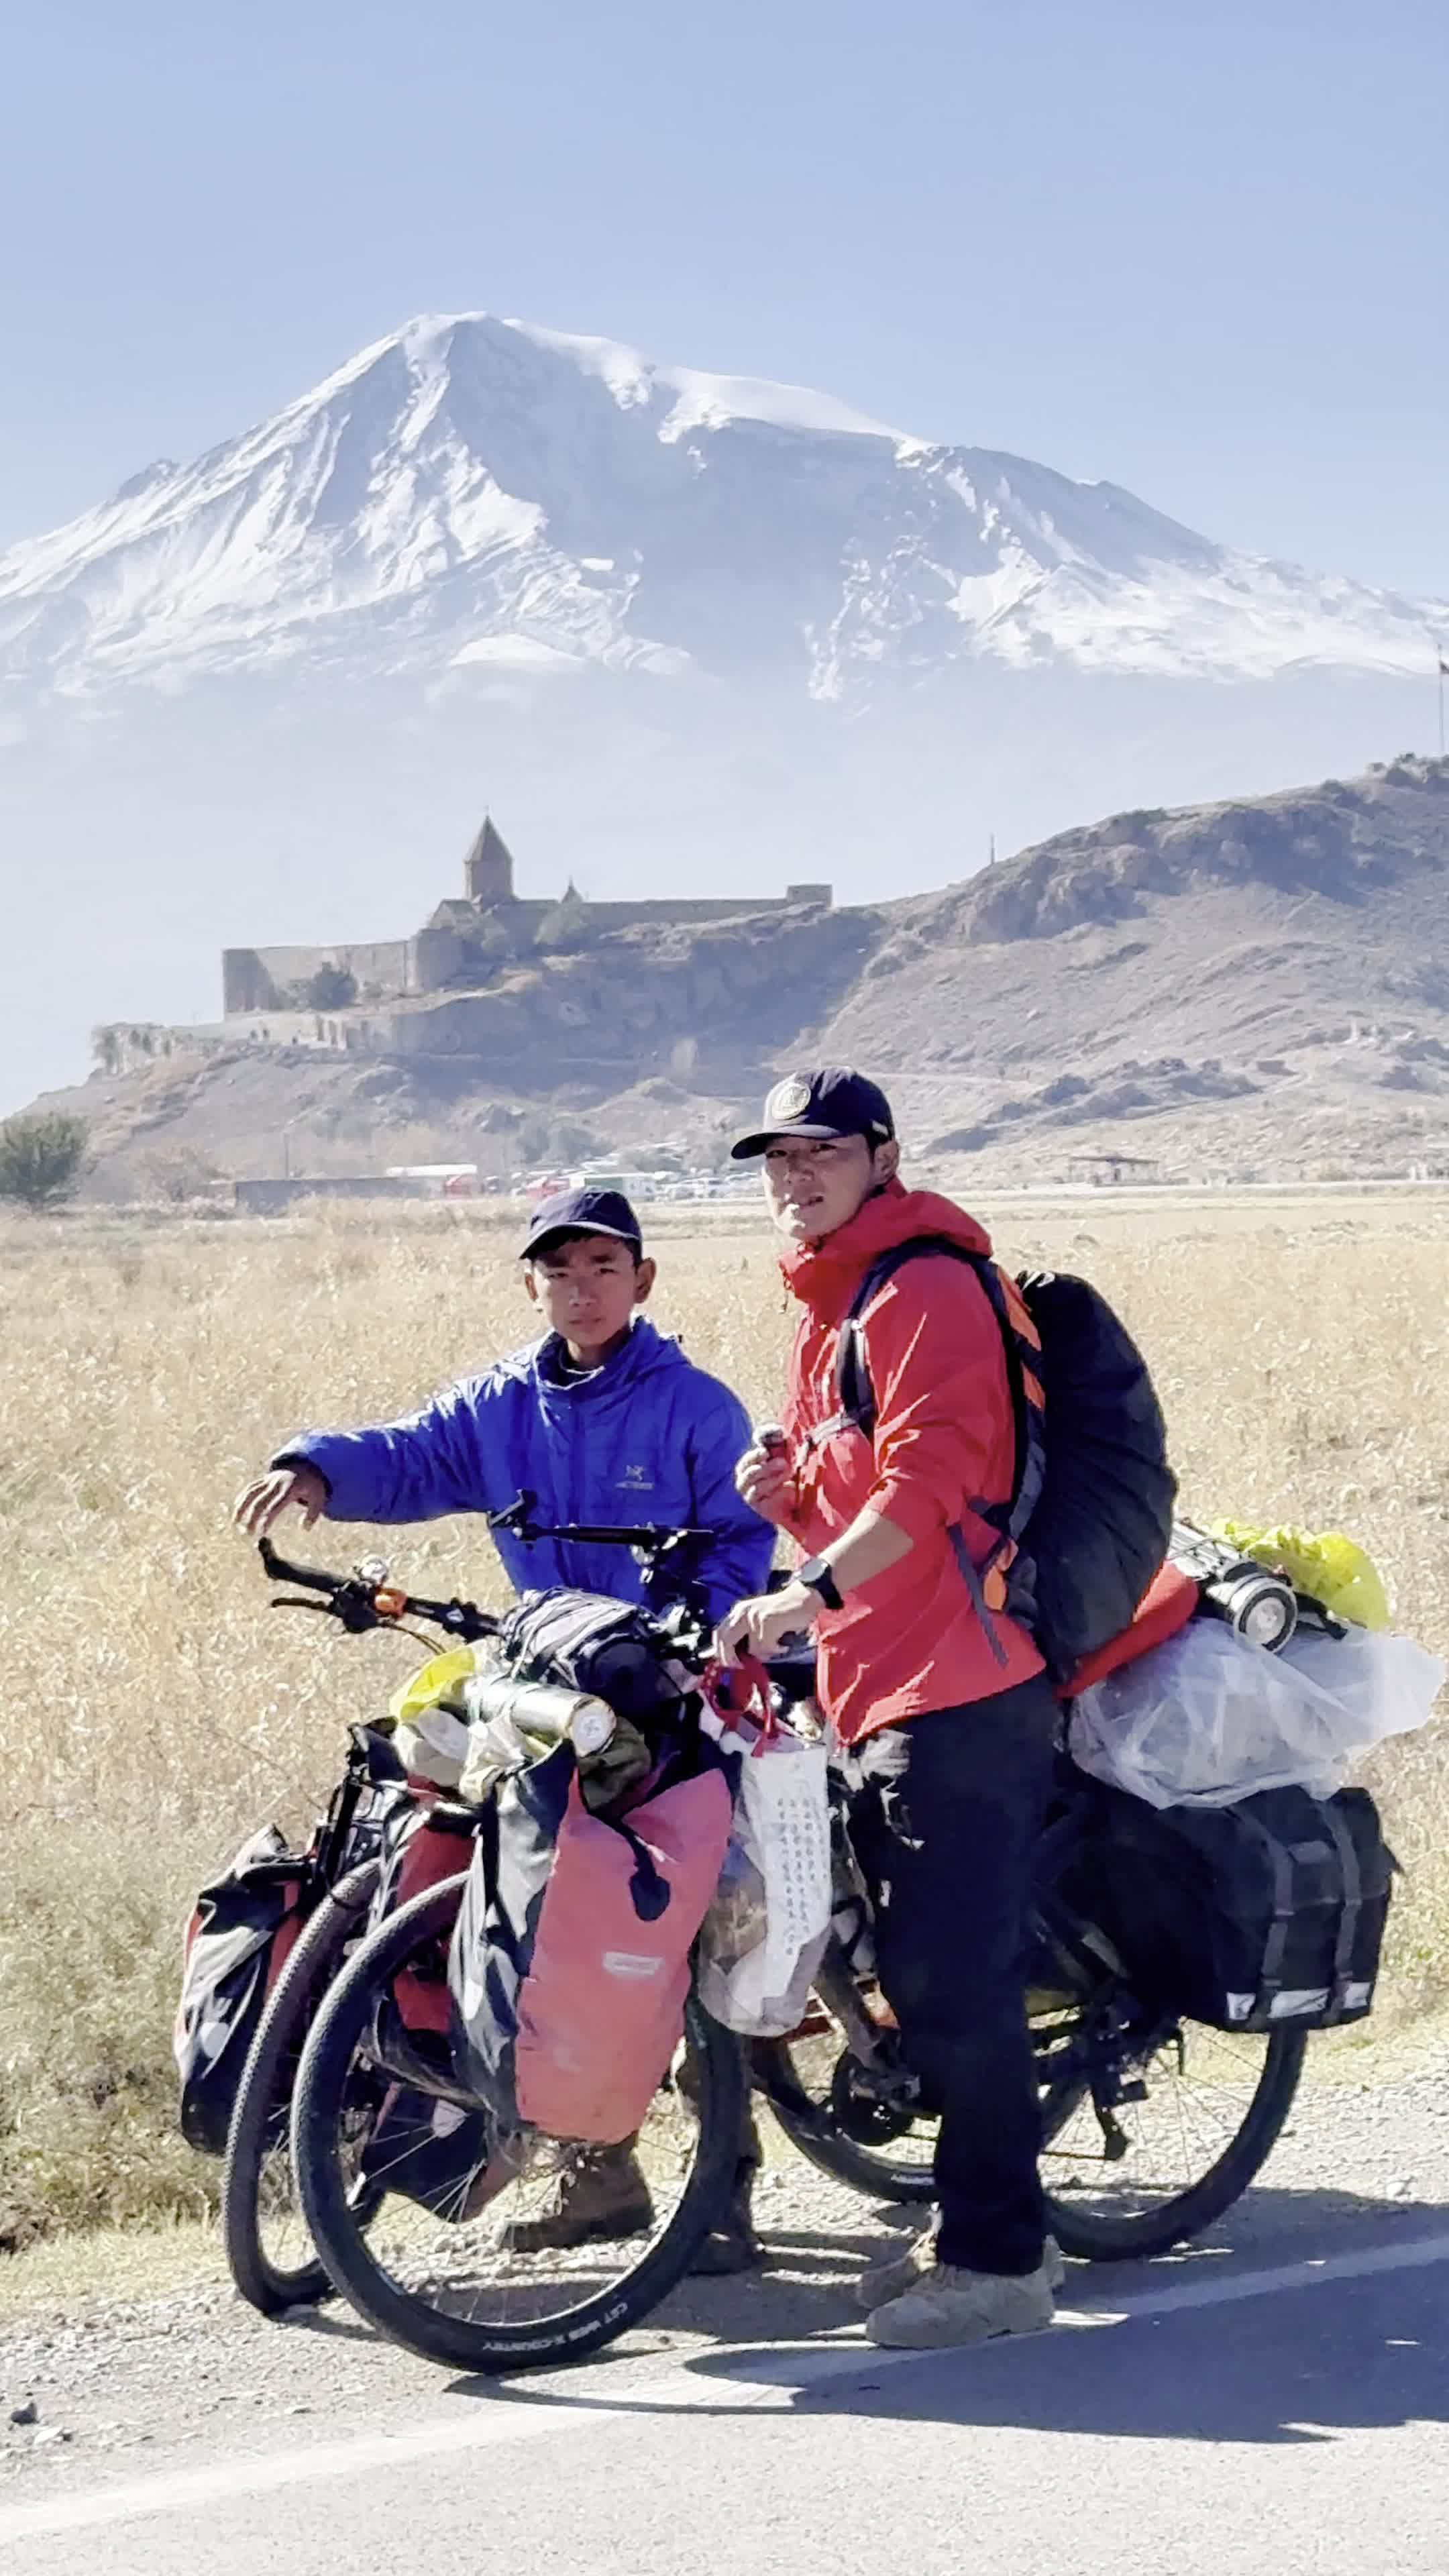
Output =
[{"x1": 0, "y1": 312, "x2": 1442, "y2": 701}]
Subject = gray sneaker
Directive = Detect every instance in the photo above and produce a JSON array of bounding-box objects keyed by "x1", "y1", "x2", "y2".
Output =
[
  {"x1": 866, "y1": 2245, "x2": 1061, "y2": 2349},
  {"x1": 859, "y1": 2230, "x2": 1063, "y2": 2313},
  {"x1": 856, "y1": 2223, "x2": 934, "y2": 2311}
]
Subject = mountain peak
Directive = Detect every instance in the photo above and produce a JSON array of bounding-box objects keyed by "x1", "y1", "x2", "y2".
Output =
[{"x1": 1, "y1": 313, "x2": 1444, "y2": 700}]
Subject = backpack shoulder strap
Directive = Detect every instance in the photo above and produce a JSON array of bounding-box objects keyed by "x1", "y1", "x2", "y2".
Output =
[
  {"x1": 835, "y1": 1238, "x2": 1046, "y2": 1540},
  {"x1": 836, "y1": 1236, "x2": 991, "y2": 1442}
]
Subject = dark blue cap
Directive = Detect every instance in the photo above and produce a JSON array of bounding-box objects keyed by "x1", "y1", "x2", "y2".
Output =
[
  {"x1": 731, "y1": 1068, "x2": 896, "y2": 1161},
  {"x1": 521, "y1": 1186, "x2": 644, "y2": 1260}
]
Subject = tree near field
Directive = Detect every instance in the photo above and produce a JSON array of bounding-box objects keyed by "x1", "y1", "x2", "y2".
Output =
[
  {"x1": 0, "y1": 1112, "x2": 89, "y2": 1210},
  {"x1": 304, "y1": 963, "x2": 357, "y2": 1010}
]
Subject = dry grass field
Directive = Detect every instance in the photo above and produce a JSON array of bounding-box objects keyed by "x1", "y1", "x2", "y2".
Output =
[{"x1": 1, "y1": 1187, "x2": 1446, "y2": 2260}]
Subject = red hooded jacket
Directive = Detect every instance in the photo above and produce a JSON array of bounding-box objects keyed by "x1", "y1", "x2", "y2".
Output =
[{"x1": 777, "y1": 1179, "x2": 1044, "y2": 1743}]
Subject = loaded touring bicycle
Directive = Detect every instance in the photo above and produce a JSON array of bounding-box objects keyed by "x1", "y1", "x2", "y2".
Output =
[{"x1": 179, "y1": 1498, "x2": 1391, "y2": 2374}]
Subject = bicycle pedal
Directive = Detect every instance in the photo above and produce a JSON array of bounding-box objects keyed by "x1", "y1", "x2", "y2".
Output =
[{"x1": 1098, "y1": 2110, "x2": 1130, "y2": 2161}]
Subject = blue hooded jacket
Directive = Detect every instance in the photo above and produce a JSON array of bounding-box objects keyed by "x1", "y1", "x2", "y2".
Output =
[{"x1": 276, "y1": 1318, "x2": 773, "y2": 1623}]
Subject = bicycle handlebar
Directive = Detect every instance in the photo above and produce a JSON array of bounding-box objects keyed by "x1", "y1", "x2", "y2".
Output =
[
  {"x1": 257, "y1": 1536, "x2": 498, "y2": 1643},
  {"x1": 484, "y1": 1491, "x2": 714, "y2": 1554}
]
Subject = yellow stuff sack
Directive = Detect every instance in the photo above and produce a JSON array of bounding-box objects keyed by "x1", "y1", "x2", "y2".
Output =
[
  {"x1": 388, "y1": 1646, "x2": 480, "y2": 1726},
  {"x1": 1210, "y1": 1523, "x2": 1391, "y2": 1631}
]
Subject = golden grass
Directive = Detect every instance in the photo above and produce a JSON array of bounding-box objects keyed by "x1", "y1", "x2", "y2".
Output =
[{"x1": 1, "y1": 1188, "x2": 1446, "y2": 2256}]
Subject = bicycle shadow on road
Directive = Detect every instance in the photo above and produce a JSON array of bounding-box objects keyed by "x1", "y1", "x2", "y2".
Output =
[
  {"x1": 669, "y1": 2180, "x2": 1449, "y2": 2451},
  {"x1": 437, "y1": 2181, "x2": 1449, "y2": 2449}
]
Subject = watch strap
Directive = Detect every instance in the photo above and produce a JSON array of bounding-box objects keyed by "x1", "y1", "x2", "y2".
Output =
[{"x1": 796, "y1": 1554, "x2": 844, "y2": 1612}]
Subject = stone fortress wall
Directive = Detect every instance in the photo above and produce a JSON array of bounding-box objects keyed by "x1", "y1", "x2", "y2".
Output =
[{"x1": 221, "y1": 817, "x2": 833, "y2": 1018}]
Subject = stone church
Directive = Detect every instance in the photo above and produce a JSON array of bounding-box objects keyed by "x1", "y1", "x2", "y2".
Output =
[{"x1": 221, "y1": 818, "x2": 831, "y2": 1018}]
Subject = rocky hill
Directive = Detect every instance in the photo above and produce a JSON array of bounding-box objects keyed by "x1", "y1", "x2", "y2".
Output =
[
  {"x1": 34, "y1": 754, "x2": 1449, "y2": 1192},
  {"x1": 5, "y1": 311, "x2": 1445, "y2": 1120}
]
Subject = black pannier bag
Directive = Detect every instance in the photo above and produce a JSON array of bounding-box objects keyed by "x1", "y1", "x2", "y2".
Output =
[
  {"x1": 174, "y1": 1827, "x2": 315, "y2": 2153},
  {"x1": 498, "y1": 1588, "x2": 684, "y2": 1723},
  {"x1": 1083, "y1": 1780, "x2": 1395, "y2": 2032}
]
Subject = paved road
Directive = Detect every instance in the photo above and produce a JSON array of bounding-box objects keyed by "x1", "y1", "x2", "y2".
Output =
[
  {"x1": 5, "y1": 2056, "x2": 1448, "y2": 2573},
  {"x1": 4, "y1": 2204, "x2": 1448, "y2": 2575}
]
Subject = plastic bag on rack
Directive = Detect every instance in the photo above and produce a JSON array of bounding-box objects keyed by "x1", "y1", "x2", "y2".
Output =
[
  {"x1": 1069, "y1": 1616, "x2": 1444, "y2": 1809},
  {"x1": 696, "y1": 1660, "x2": 833, "y2": 2038}
]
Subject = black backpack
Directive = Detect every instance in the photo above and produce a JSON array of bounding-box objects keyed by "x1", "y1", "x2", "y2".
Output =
[{"x1": 837, "y1": 1244, "x2": 1176, "y2": 1677}]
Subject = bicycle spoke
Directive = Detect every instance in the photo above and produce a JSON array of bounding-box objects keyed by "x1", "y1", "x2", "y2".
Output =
[
  {"x1": 331, "y1": 2041, "x2": 710, "y2": 2332},
  {"x1": 1042, "y1": 2021, "x2": 1282, "y2": 2221}
]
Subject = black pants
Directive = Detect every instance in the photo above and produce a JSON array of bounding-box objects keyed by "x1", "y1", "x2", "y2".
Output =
[{"x1": 835, "y1": 1676, "x2": 1059, "y2": 2277}]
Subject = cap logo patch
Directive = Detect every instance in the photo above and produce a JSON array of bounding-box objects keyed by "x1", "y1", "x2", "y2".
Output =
[{"x1": 766, "y1": 1076, "x2": 813, "y2": 1122}]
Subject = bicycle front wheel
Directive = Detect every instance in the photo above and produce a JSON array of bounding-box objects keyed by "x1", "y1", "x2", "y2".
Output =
[
  {"x1": 753, "y1": 2023, "x2": 936, "y2": 2205},
  {"x1": 222, "y1": 1859, "x2": 382, "y2": 2315},
  {"x1": 293, "y1": 1877, "x2": 746, "y2": 2373}
]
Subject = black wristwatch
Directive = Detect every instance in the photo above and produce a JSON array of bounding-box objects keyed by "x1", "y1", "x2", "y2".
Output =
[{"x1": 796, "y1": 1554, "x2": 845, "y2": 1612}]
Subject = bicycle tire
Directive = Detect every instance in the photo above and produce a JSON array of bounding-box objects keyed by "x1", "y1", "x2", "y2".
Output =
[
  {"x1": 221, "y1": 1859, "x2": 381, "y2": 2315},
  {"x1": 753, "y1": 2038, "x2": 935, "y2": 2204},
  {"x1": 757, "y1": 2012, "x2": 1308, "y2": 2256},
  {"x1": 1042, "y1": 2021, "x2": 1307, "y2": 2263},
  {"x1": 294, "y1": 1876, "x2": 747, "y2": 2373}
]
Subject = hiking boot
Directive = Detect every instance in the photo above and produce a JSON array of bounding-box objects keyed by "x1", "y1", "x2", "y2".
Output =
[
  {"x1": 858, "y1": 2230, "x2": 1064, "y2": 2313},
  {"x1": 865, "y1": 2246, "x2": 1062, "y2": 2349},
  {"x1": 689, "y1": 2171, "x2": 765, "y2": 2277},
  {"x1": 502, "y1": 2148, "x2": 654, "y2": 2253}
]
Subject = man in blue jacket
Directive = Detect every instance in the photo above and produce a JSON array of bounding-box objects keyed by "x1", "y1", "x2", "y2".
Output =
[
  {"x1": 237, "y1": 1185, "x2": 769, "y2": 1623},
  {"x1": 235, "y1": 1185, "x2": 773, "y2": 2265}
]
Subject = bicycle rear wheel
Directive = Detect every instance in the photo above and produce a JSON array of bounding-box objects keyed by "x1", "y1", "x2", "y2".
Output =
[
  {"x1": 757, "y1": 1986, "x2": 1305, "y2": 2261},
  {"x1": 1038, "y1": 2003, "x2": 1306, "y2": 2262},
  {"x1": 222, "y1": 1860, "x2": 381, "y2": 2314},
  {"x1": 293, "y1": 1876, "x2": 745, "y2": 2373}
]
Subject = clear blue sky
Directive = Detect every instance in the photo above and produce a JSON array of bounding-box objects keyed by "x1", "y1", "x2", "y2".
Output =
[{"x1": 3, "y1": 0, "x2": 1447, "y2": 592}]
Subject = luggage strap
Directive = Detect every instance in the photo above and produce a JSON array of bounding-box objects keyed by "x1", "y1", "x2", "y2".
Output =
[
  {"x1": 702, "y1": 1656, "x2": 780, "y2": 1751},
  {"x1": 1233, "y1": 1812, "x2": 1299, "y2": 2011},
  {"x1": 1316, "y1": 1801, "x2": 1364, "y2": 2015},
  {"x1": 1236, "y1": 1805, "x2": 1364, "y2": 2021}
]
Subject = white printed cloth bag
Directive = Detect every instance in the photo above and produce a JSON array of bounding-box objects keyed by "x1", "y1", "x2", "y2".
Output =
[{"x1": 697, "y1": 1665, "x2": 833, "y2": 2038}]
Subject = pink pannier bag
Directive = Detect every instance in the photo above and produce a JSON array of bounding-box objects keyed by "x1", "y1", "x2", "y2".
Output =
[{"x1": 449, "y1": 1741, "x2": 733, "y2": 2144}]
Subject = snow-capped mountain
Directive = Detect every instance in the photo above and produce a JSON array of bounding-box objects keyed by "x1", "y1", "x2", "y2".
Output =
[{"x1": 1, "y1": 313, "x2": 1442, "y2": 701}]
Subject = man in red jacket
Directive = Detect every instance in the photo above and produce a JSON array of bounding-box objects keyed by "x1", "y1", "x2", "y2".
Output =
[{"x1": 716, "y1": 1069, "x2": 1063, "y2": 2349}]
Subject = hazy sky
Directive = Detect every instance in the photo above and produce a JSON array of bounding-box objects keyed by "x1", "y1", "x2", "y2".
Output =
[{"x1": 3, "y1": 0, "x2": 1447, "y2": 594}]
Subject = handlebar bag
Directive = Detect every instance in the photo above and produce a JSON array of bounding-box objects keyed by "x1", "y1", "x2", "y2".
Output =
[
  {"x1": 174, "y1": 1826, "x2": 316, "y2": 2154},
  {"x1": 448, "y1": 1739, "x2": 733, "y2": 2143},
  {"x1": 500, "y1": 1587, "x2": 684, "y2": 1725}
]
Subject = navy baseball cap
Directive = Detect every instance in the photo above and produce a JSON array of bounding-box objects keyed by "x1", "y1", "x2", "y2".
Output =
[
  {"x1": 731, "y1": 1068, "x2": 896, "y2": 1161},
  {"x1": 521, "y1": 1186, "x2": 644, "y2": 1260}
]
